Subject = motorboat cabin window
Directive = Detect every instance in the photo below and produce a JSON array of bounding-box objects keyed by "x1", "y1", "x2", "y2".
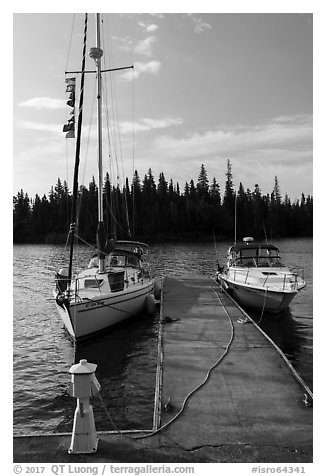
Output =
[
  {"x1": 229, "y1": 249, "x2": 256, "y2": 267},
  {"x1": 257, "y1": 248, "x2": 270, "y2": 267},
  {"x1": 251, "y1": 247, "x2": 283, "y2": 267},
  {"x1": 229, "y1": 244, "x2": 284, "y2": 268},
  {"x1": 267, "y1": 249, "x2": 283, "y2": 267},
  {"x1": 240, "y1": 248, "x2": 257, "y2": 267}
]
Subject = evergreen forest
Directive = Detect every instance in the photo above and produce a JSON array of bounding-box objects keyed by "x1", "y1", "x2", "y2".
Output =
[{"x1": 13, "y1": 160, "x2": 313, "y2": 245}]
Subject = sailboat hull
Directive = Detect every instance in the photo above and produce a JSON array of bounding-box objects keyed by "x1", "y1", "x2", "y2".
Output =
[{"x1": 54, "y1": 281, "x2": 155, "y2": 340}]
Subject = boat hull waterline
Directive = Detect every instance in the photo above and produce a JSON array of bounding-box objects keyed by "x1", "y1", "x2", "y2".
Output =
[
  {"x1": 217, "y1": 273, "x2": 298, "y2": 313},
  {"x1": 54, "y1": 281, "x2": 155, "y2": 339}
]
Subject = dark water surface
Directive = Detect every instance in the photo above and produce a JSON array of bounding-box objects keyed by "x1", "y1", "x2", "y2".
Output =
[{"x1": 13, "y1": 238, "x2": 312, "y2": 435}]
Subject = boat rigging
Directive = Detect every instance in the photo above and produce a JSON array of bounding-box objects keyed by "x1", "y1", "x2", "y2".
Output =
[{"x1": 53, "y1": 13, "x2": 156, "y2": 340}]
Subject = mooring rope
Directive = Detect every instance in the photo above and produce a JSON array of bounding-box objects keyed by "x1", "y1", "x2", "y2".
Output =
[
  {"x1": 257, "y1": 286, "x2": 268, "y2": 325},
  {"x1": 217, "y1": 277, "x2": 313, "y2": 401},
  {"x1": 96, "y1": 283, "x2": 235, "y2": 440}
]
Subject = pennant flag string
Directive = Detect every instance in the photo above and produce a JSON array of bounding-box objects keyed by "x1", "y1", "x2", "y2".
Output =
[{"x1": 63, "y1": 77, "x2": 76, "y2": 138}]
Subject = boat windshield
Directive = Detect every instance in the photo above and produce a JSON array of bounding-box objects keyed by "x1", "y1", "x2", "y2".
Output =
[
  {"x1": 257, "y1": 248, "x2": 283, "y2": 267},
  {"x1": 108, "y1": 251, "x2": 141, "y2": 268},
  {"x1": 231, "y1": 247, "x2": 283, "y2": 267}
]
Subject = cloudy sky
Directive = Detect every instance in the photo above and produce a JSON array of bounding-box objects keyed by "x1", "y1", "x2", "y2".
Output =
[{"x1": 13, "y1": 10, "x2": 313, "y2": 201}]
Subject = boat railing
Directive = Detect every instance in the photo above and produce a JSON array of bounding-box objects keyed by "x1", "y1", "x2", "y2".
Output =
[
  {"x1": 290, "y1": 267, "x2": 306, "y2": 288},
  {"x1": 289, "y1": 266, "x2": 305, "y2": 280},
  {"x1": 264, "y1": 269, "x2": 305, "y2": 290},
  {"x1": 142, "y1": 262, "x2": 152, "y2": 278},
  {"x1": 55, "y1": 272, "x2": 69, "y2": 295},
  {"x1": 244, "y1": 269, "x2": 250, "y2": 284},
  {"x1": 74, "y1": 273, "x2": 105, "y2": 295},
  {"x1": 62, "y1": 262, "x2": 153, "y2": 302},
  {"x1": 124, "y1": 268, "x2": 143, "y2": 287},
  {"x1": 231, "y1": 267, "x2": 305, "y2": 290}
]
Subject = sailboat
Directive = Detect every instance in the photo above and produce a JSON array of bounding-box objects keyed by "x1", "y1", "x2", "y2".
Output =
[{"x1": 53, "y1": 13, "x2": 156, "y2": 340}]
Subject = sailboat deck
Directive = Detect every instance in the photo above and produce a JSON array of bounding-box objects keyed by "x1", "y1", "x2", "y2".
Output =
[
  {"x1": 70, "y1": 266, "x2": 146, "y2": 298},
  {"x1": 13, "y1": 276, "x2": 312, "y2": 463}
]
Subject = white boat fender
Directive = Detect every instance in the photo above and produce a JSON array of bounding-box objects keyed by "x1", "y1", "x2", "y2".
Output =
[
  {"x1": 145, "y1": 294, "x2": 156, "y2": 315},
  {"x1": 154, "y1": 281, "x2": 161, "y2": 300},
  {"x1": 59, "y1": 267, "x2": 69, "y2": 276},
  {"x1": 56, "y1": 267, "x2": 69, "y2": 293}
]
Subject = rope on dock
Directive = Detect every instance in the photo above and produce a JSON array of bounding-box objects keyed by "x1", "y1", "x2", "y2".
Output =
[
  {"x1": 256, "y1": 287, "x2": 268, "y2": 325},
  {"x1": 215, "y1": 277, "x2": 313, "y2": 403},
  {"x1": 96, "y1": 282, "x2": 235, "y2": 440}
]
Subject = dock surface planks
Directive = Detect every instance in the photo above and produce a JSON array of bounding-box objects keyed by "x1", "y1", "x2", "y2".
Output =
[{"x1": 160, "y1": 277, "x2": 312, "y2": 450}]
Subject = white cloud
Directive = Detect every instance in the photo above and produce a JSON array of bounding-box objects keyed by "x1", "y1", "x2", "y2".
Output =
[
  {"x1": 19, "y1": 97, "x2": 66, "y2": 110},
  {"x1": 134, "y1": 36, "x2": 157, "y2": 57},
  {"x1": 136, "y1": 60, "x2": 161, "y2": 73},
  {"x1": 120, "y1": 116, "x2": 183, "y2": 134},
  {"x1": 185, "y1": 14, "x2": 212, "y2": 34},
  {"x1": 133, "y1": 114, "x2": 312, "y2": 198},
  {"x1": 115, "y1": 35, "x2": 133, "y2": 53},
  {"x1": 121, "y1": 60, "x2": 161, "y2": 80},
  {"x1": 147, "y1": 14, "x2": 165, "y2": 19},
  {"x1": 153, "y1": 115, "x2": 312, "y2": 159},
  {"x1": 147, "y1": 24, "x2": 159, "y2": 32},
  {"x1": 138, "y1": 22, "x2": 158, "y2": 33},
  {"x1": 16, "y1": 120, "x2": 63, "y2": 134}
]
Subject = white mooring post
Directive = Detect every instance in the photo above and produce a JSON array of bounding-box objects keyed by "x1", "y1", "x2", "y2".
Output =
[{"x1": 68, "y1": 359, "x2": 101, "y2": 454}]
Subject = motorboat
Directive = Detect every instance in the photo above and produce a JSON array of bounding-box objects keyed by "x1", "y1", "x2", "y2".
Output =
[{"x1": 216, "y1": 237, "x2": 306, "y2": 313}]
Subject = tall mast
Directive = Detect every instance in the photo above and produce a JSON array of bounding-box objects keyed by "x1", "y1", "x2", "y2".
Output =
[
  {"x1": 67, "y1": 13, "x2": 88, "y2": 285},
  {"x1": 90, "y1": 13, "x2": 106, "y2": 273}
]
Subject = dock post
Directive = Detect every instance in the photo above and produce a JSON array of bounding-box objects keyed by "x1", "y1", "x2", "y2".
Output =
[{"x1": 68, "y1": 359, "x2": 101, "y2": 454}]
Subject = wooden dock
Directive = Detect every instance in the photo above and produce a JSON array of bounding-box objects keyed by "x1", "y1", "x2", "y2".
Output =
[
  {"x1": 13, "y1": 276, "x2": 313, "y2": 463},
  {"x1": 158, "y1": 277, "x2": 312, "y2": 450}
]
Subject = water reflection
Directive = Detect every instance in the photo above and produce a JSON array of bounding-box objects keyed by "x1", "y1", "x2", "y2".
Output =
[
  {"x1": 243, "y1": 306, "x2": 312, "y2": 390},
  {"x1": 55, "y1": 311, "x2": 159, "y2": 433}
]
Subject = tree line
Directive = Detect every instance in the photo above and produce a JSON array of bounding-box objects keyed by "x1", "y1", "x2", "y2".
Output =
[{"x1": 13, "y1": 160, "x2": 313, "y2": 244}]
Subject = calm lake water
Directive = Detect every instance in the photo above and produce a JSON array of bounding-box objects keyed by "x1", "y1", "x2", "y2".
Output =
[{"x1": 13, "y1": 238, "x2": 313, "y2": 436}]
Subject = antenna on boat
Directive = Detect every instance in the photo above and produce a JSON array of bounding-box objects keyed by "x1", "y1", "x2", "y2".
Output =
[
  {"x1": 263, "y1": 221, "x2": 268, "y2": 243},
  {"x1": 234, "y1": 191, "x2": 237, "y2": 245}
]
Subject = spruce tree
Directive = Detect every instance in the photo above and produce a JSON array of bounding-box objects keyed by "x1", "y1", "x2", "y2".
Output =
[
  {"x1": 223, "y1": 158, "x2": 235, "y2": 210},
  {"x1": 197, "y1": 164, "x2": 209, "y2": 199}
]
